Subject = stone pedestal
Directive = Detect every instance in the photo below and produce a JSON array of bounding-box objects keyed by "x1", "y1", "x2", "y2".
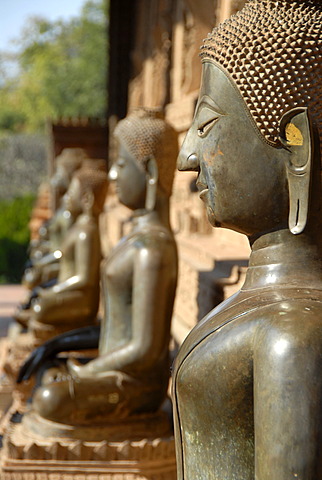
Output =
[
  {"x1": 0, "y1": 332, "x2": 98, "y2": 436},
  {"x1": 0, "y1": 332, "x2": 38, "y2": 435},
  {"x1": 0, "y1": 370, "x2": 13, "y2": 423},
  {"x1": 2, "y1": 332, "x2": 39, "y2": 380},
  {"x1": 1, "y1": 411, "x2": 177, "y2": 480}
]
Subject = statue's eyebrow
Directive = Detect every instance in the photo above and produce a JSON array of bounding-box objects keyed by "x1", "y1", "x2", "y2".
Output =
[{"x1": 195, "y1": 94, "x2": 225, "y2": 118}]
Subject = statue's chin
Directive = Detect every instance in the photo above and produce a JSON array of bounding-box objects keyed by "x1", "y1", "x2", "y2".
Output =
[{"x1": 206, "y1": 206, "x2": 217, "y2": 228}]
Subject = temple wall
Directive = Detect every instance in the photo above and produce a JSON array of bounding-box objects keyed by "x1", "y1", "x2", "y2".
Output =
[{"x1": 106, "y1": 0, "x2": 250, "y2": 344}]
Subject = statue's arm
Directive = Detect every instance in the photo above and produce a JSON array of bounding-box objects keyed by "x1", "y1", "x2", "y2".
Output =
[
  {"x1": 50, "y1": 227, "x2": 98, "y2": 294},
  {"x1": 254, "y1": 315, "x2": 322, "y2": 479},
  {"x1": 130, "y1": 244, "x2": 172, "y2": 364},
  {"x1": 23, "y1": 251, "x2": 61, "y2": 288},
  {"x1": 68, "y1": 243, "x2": 172, "y2": 378},
  {"x1": 17, "y1": 325, "x2": 100, "y2": 383},
  {"x1": 31, "y1": 250, "x2": 62, "y2": 268}
]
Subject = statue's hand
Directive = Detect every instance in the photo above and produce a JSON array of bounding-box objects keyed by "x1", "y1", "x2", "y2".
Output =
[
  {"x1": 35, "y1": 287, "x2": 49, "y2": 299},
  {"x1": 67, "y1": 358, "x2": 92, "y2": 379},
  {"x1": 17, "y1": 344, "x2": 50, "y2": 383},
  {"x1": 42, "y1": 366, "x2": 69, "y2": 385}
]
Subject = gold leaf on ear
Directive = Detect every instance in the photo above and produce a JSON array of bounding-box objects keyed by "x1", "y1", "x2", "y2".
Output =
[{"x1": 285, "y1": 123, "x2": 303, "y2": 146}]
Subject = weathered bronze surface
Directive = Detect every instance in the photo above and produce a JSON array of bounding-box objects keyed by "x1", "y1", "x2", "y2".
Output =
[
  {"x1": 31, "y1": 109, "x2": 179, "y2": 425},
  {"x1": 173, "y1": 1, "x2": 322, "y2": 478}
]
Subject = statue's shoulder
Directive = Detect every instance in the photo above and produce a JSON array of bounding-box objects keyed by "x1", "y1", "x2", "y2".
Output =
[
  {"x1": 174, "y1": 288, "x2": 322, "y2": 370},
  {"x1": 68, "y1": 215, "x2": 98, "y2": 237},
  {"x1": 134, "y1": 225, "x2": 176, "y2": 251},
  {"x1": 254, "y1": 293, "x2": 322, "y2": 345}
]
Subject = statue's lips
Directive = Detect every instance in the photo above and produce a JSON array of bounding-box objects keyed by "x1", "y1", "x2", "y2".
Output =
[
  {"x1": 197, "y1": 182, "x2": 209, "y2": 201},
  {"x1": 196, "y1": 179, "x2": 209, "y2": 201},
  {"x1": 199, "y1": 188, "x2": 209, "y2": 201}
]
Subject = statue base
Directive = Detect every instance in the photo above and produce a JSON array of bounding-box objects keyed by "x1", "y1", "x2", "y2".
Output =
[
  {"x1": 0, "y1": 338, "x2": 15, "y2": 415},
  {"x1": 1, "y1": 411, "x2": 177, "y2": 479},
  {"x1": 0, "y1": 371, "x2": 13, "y2": 421},
  {"x1": 0, "y1": 332, "x2": 38, "y2": 435},
  {"x1": 0, "y1": 331, "x2": 97, "y2": 435},
  {"x1": 1, "y1": 331, "x2": 40, "y2": 380}
]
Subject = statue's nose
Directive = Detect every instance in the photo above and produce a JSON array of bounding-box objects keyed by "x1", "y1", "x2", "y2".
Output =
[
  {"x1": 177, "y1": 151, "x2": 199, "y2": 172},
  {"x1": 108, "y1": 164, "x2": 118, "y2": 181},
  {"x1": 177, "y1": 128, "x2": 199, "y2": 171}
]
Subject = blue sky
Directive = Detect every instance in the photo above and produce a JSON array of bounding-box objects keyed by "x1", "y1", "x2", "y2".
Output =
[{"x1": 0, "y1": 0, "x2": 86, "y2": 52}]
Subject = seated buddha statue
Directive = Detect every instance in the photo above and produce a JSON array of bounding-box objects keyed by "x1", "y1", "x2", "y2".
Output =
[
  {"x1": 2, "y1": 162, "x2": 107, "y2": 406},
  {"x1": 15, "y1": 159, "x2": 105, "y2": 327},
  {"x1": 27, "y1": 148, "x2": 86, "y2": 265},
  {"x1": 49, "y1": 148, "x2": 87, "y2": 213},
  {"x1": 14, "y1": 186, "x2": 77, "y2": 327},
  {"x1": 15, "y1": 155, "x2": 88, "y2": 327},
  {"x1": 26, "y1": 161, "x2": 108, "y2": 341},
  {"x1": 29, "y1": 109, "x2": 178, "y2": 426},
  {"x1": 172, "y1": 1, "x2": 322, "y2": 479}
]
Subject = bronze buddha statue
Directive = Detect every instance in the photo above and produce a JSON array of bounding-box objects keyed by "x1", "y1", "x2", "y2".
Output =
[
  {"x1": 49, "y1": 148, "x2": 86, "y2": 213},
  {"x1": 15, "y1": 154, "x2": 88, "y2": 326},
  {"x1": 28, "y1": 109, "x2": 179, "y2": 426},
  {"x1": 27, "y1": 148, "x2": 86, "y2": 265},
  {"x1": 26, "y1": 162, "x2": 108, "y2": 341},
  {"x1": 1, "y1": 162, "x2": 107, "y2": 414},
  {"x1": 173, "y1": 1, "x2": 322, "y2": 479},
  {"x1": 16, "y1": 159, "x2": 105, "y2": 327}
]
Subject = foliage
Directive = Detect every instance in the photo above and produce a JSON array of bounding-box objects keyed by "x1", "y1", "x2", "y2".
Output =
[
  {"x1": 0, "y1": 74, "x2": 27, "y2": 132},
  {"x1": 0, "y1": 133, "x2": 47, "y2": 200},
  {"x1": 0, "y1": 0, "x2": 108, "y2": 132},
  {"x1": 0, "y1": 194, "x2": 35, "y2": 283},
  {"x1": 0, "y1": 105, "x2": 26, "y2": 132}
]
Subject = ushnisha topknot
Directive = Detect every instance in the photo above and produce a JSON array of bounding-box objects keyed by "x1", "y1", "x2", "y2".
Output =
[
  {"x1": 56, "y1": 148, "x2": 87, "y2": 175},
  {"x1": 114, "y1": 108, "x2": 179, "y2": 196},
  {"x1": 83, "y1": 158, "x2": 107, "y2": 173},
  {"x1": 201, "y1": 0, "x2": 322, "y2": 145},
  {"x1": 74, "y1": 164, "x2": 108, "y2": 212}
]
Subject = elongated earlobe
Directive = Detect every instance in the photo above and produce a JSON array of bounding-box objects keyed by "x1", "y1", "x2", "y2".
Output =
[
  {"x1": 82, "y1": 189, "x2": 94, "y2": 216},
  {"x1": 279, "y1": 107, "x2": 313, "y2": 235},
  {"x1": 145, "y1": 157, "x2": 158, "y2": 212}
]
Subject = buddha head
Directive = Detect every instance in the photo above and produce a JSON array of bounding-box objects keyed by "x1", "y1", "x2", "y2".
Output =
[
  {"x1": 51, "y1": 148, "x2": 87, "y2": 210},
  {"x1": 178, "y1": 0, "x2": 322, "y2": 239},
  {"x1": 64, "y1": 162, "x2": 108, "y2": 218},
  {"x1": 111, "y1": 108, "x2": 178, "y2": 210}
]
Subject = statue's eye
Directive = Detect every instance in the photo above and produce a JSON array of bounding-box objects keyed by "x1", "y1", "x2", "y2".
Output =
[
  {"x1": 197, "y1": 117, "x2": 218, "y2": 137},
  {"x1": 116, "y1": 158, "x2": 125, "y2": 168}
]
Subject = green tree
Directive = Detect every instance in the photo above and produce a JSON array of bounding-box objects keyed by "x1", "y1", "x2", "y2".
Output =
[
  {"x1": 0, "y1": 0, "x2": 108, "y2": 132},
  {"x1": 0, "y1": 195, "x2": 35, "y2": 283}
]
